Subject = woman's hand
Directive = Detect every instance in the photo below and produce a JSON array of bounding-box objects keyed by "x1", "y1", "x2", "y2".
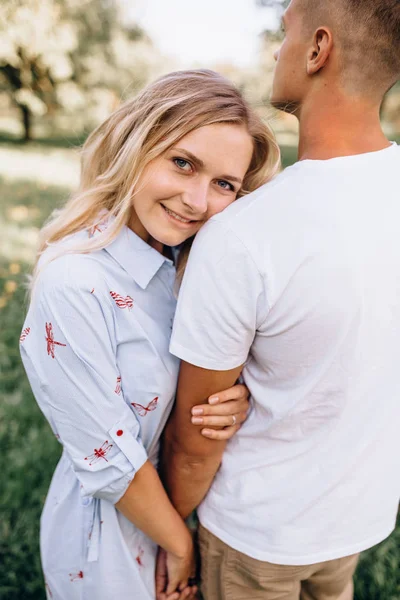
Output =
[
  {"x1": 156, "y1": 545, "x2": 198, "y2": 600},
  {"x1": 190, "y1": 382, "x2": 250, "y2": 440}
]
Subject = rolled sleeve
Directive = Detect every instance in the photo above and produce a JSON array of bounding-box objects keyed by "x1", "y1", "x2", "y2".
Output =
[
  {"x1": 20, "y1": 256, "x2": 148, "y2": 504},
  {"x1": 170, "y1": 221, "x2": 268, "y2": 370}
]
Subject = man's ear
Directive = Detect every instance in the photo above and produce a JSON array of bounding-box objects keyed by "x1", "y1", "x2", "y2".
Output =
[{"x1": 307, "y1": 27, "x2": 333, "y2": 75}]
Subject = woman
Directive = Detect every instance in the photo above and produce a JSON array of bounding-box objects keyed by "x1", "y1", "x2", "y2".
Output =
[{"x1": 20, "y1": 70, "x2": 280, "y2": 600}]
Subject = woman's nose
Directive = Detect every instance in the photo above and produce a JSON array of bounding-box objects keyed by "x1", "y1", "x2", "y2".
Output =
[{"x1": 182, "y1": 183, "x2": 209, "y2": 214}]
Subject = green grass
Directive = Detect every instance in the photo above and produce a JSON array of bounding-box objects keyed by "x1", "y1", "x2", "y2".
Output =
[
  {"x1": 0, "y1": 138, "x2": 399, "y2": 599},
  {"x1": 0, "y1": 173, "x2": 68, "y2": 599},
  {"x1": 281, "y1": 143, "x2": 298, "y2": 169}
]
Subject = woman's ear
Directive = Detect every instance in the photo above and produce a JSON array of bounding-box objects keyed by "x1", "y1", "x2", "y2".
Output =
[{"x1": 307, "y1": 27, "x2": 333, "y2": 75}]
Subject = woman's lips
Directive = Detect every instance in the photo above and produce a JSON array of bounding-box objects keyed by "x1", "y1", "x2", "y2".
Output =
[{"x1": 160, "y1": 203, "x2": 198, "y2": 226}]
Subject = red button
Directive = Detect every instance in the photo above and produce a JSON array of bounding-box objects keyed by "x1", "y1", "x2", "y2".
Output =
[{"x1": 116, "y1": 429, "x2": 123, "y2": 436}]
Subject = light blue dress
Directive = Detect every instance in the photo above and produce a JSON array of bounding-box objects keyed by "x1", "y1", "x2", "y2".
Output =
[{"x1": 20, "y1": 221, "x2": 180, "y2": 599}]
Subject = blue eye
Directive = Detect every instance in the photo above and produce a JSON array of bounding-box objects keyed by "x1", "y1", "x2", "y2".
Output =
[
  {"x1": 217, "y1": 180, "x2": 235, "y2": 192},
  {"x1": 173, "y1": 158, "x2": 192, "y2": 171}
]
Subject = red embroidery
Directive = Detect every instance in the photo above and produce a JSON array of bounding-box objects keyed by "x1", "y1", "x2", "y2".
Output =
[
  {"x1": 115, "y1": 376, "x2": 122, "y2": 395},
  {"x1": 135, "y1": 546, "x2": 144, "y2": 568},
  {"x1": 69, "y1": 571, "x2": 84, "y2": 582},
  {"x1": 131, "y1": 397, "x2": 159, "y2": 417},
  {"x1": 110, "y1": 291, "x2": 134, "y2": 310},
  {"x1": 89, "y1": 225, "x2": 102, "y2": 236},
  {"x1": 19, "y1": 327, "x2": 31, "y2": 343},
  {"x1": 88, "y1": 216, "x2": 109, "y2": 238},
  {"x1": 45, "y1": 322, "x2": 66, "y2": 358},
  {"x1": 84, "y1": 440, "x2": 113, "y2": 466},
  {"x1": 116, "y1": 429, "x2": 123, "y2": 436},
  {"x1": 91, "y1": 288, "x2": 95, "y2": 294},
  {"x1": 45, "y1": 580, "x2": 53, "y2": 598}
]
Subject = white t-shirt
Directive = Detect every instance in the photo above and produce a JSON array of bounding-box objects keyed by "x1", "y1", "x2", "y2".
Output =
[{"x1": 170, "y1": 143, "x2": 400, "y2": 565}]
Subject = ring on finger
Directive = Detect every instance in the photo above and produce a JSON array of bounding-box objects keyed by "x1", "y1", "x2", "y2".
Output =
[{"x1": 231, "y1": 414, "x2": 237, "y2": 426}]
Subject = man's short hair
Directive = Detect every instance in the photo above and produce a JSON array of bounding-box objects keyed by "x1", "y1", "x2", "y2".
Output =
[{"x1": 302, "y1": 0, "x2": 400, "y2": 92}]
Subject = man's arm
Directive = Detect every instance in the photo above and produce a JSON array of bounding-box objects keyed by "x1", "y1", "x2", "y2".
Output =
[
  {"x1": 161, "y1": 361, "x2": 243, "y2": 519},
  {"x1": 164, "y1": 221, "x2": 264, "y2": 518}
]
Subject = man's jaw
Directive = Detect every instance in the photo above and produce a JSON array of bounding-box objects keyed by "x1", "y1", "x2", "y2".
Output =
[{"x1": 270, "y1": 98, "x2": 300, "y2": 115}]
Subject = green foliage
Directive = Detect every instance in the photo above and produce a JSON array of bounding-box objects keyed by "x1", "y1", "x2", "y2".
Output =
[
  {"x1": 0, "y1": 342, "x2": 61, "y2": 599},
  {"x1": 0, "y1": 172, "x2": 67, "y2": 599},
  {"x1": 354, "y1": 522, "x2": 400, "y2": 600},
  {"x1": 280, "y1": 144, "x2": 298, "y2": 169}
]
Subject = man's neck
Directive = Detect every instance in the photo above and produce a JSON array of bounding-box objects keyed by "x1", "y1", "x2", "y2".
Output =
[{"x1": 296, "y1": 91, "x2": 390, "y2": 161}]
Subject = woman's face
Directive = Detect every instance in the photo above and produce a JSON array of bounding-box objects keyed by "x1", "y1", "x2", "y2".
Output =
[{"x1": 129, "y1": 123, "x2": 254, "y2": 248}]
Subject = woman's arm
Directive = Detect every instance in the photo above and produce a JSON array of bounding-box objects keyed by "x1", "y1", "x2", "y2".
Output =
[
  {"x1": 20, "y1": 260, "x2": 193, "y2": 595},
  {"x1": 117, "y1": 461, "x2": 194, "y2": 596},
  {"x1": 117, "y1": 461, "x2": 190, "y2": 557}
]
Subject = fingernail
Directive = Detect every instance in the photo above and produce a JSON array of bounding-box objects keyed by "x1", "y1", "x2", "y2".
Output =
[
  {"x1": 192, "y1": 407, "x2": 203, "y2": 415},
  {"x1": 192, "y1": 417, "x2": 203, "y2": 424},
  {"x1": 202, "y1": 429, "x2": 213, "y2": 436},
  {"x1": 209, "y1": 396, "x2": 219, "y2": 405}
]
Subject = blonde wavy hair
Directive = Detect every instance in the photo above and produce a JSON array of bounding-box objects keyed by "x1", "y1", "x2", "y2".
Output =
[{"x1": 33, "y1": 69, "x2": 280, "y2": 287}]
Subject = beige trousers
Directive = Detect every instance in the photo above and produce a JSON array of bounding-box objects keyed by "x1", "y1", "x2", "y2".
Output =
[{"x1": 198, "y1": 524, "x2": 359, "y2": 600}]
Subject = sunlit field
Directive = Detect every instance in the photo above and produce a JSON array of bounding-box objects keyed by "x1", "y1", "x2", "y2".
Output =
[{"x1": 0, "y1": 135, "x2": 399, "y2": 600}]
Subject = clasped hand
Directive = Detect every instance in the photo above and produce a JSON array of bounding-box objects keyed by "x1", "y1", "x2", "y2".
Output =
[
  {"x1": 193, "y1": 382, "x2": 250, "y2": 440},
  {"x1": 155, "y1": 381, "x2": 250, "y2": 598},
  {"x1": 155, "y1": 544, "x2": 198, "y2": 600}
]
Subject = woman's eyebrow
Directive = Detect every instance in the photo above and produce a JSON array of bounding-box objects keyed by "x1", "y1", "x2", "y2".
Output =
[
  {"x1": 172, "y1": 148, "x2": 205, "y2": 168},
  {"x1": 172, "y1": 147, "x2": 243, "y2": 184},
  {"x1": 220, "y1": 173, "x2": 243, "y2": 184}
]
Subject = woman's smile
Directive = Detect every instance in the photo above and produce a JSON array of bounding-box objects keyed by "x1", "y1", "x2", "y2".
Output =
[
  {"x1": 129, "y1": 123, "x2": 254, "y2": 249},
  {"x1": 21, "y1": 68, "x2": 281, "y2": 600},
  {"x1": 160, "y1": 203, "x2": 200, "y2": 227}
]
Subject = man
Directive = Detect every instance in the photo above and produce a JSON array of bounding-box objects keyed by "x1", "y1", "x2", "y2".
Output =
[{"x1": 163, "y1": 0, "x2": 400, "y2": 598}]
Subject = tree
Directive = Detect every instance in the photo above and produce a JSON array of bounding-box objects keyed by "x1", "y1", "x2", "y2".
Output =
[
  {"x1": 0, "y1": 0, "x2": 153, "y2": 141},
  {"x1": 256, "y1": 0, "x2": 289, "y2": 10}
]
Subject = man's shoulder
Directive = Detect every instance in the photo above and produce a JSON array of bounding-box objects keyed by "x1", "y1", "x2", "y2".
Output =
[
  {"x1": 220, "y1": 163, "x2": 303, "y2": 215},
  {"x1": 189, "y1": 166, "x2": 303, "y2": 269},
  {"x1": 208, "y1": 163, "x2": 304, "y2": 236}
]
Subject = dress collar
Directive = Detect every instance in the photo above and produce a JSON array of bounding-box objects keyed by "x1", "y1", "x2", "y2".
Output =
[{"x1": 104, "y1": 226, "x2": 173, "y2": 290}]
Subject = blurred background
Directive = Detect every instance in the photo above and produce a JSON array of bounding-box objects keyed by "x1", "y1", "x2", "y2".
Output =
[{"x1": 0, "y1": 1, "x2": 399, "y2": 598}]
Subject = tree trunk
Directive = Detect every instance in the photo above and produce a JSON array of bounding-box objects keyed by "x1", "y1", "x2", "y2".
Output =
[{"x1": 20, "y1": 105, "x2": 32, "y2": 142}]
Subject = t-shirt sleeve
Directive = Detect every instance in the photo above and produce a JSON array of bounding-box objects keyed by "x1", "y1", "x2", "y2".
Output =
[
  {"x1": 170, "y1": 220, "x2": 267, "y2": 370},
  {"x1": 20, "y1": 257, "x2": 147, "y2": 505}
]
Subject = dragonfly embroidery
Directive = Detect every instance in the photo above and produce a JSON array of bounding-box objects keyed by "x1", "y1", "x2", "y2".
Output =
[
  {"x1": 44, "y1": 580, "x2": 53, "y2": 598},
  {"x1": 131, "y1": 397, "x2": 159, "y2": 417},
  {"x1": 19, "y1": 327, "x2": 31, "y2": 343},
  {"x1": 69, "y1": 571, "x2": 84, "y2": 582},
  {"x1": 84, "y1": 441, "x2": 113, "y2": 466},
  {"x1": 45, "y1": 322, "x2": 66, "y2": 358},
  {"x1": 88, "y1": 216, "x2": 109, "y2": 238},
  {"x1": 135, "y1": 546, "x2": 144, "y2": 568},
  {"x1": 115, "y1": 376, "x2": 122, "y2": 395},
  {"x1": 110, "y1": 291, "x2": 134, "y2": 310}
]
